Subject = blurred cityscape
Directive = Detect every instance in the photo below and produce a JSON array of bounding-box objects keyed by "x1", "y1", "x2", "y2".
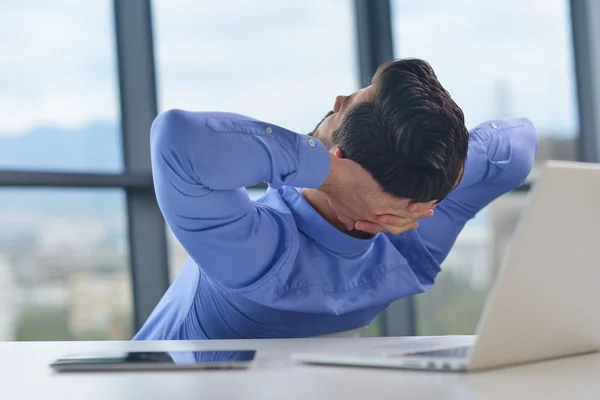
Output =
[{"x1": 0, "y1": 125, "x2": 576, "y2": 341}]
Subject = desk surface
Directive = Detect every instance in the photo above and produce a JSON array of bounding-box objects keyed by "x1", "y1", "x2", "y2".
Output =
[{"x1": 2, "y1": 336, "x2": 599, "y2": 400}]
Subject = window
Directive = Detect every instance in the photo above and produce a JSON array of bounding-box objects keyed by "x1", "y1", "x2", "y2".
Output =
[
  {"x1": 1, "y1": 189, "x2": 132, "y2": 341},
  {"x1": 391, "y1": 0, "x2": 578, "y2": 334},
  {"x1": 152, "y1": 0, "x2": 359, "y2": 277},
  {"x1": 0, "y1": 1, "x2": 133, "y2": 342},
  {"x1": 0, "y1": 1, "x2": 122, "y2": 172}
]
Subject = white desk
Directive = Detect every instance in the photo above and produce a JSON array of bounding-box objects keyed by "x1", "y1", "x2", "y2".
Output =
[{"x1": 2, "y1": 336, "x2": 599, "y2": 400}]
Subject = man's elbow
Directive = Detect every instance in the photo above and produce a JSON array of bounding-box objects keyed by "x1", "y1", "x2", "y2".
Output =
[
  {"x1": 150, "y1": 109, "x2": 189, "y2": 152},
  {"x1": 506, "y1": 118, "x2": 539, "y2": 186}
]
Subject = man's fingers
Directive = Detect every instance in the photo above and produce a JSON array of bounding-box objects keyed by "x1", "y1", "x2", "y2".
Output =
[
  {"x1": 355, "y1": 221, "x2": 384, "y2": 235},
  {"x1": 376, "y1": 215, "x2": 414, "y2": 227},
  {"x1": 408, "y1": 200, "x2": 436, "y2": 213},
  {"x1": 382, "y1": 197, "x2": 435, "y2": 219},
  {"x1": 386, "y1": 221, "x2": 419, "y2": 235},
  {"x1": 355, "y1": 220, "x2": 420, "y2": 235},
  {"x1": 377, "y1": 209, "x2": 433, "y2": 226},
  {"x1": 338, "y1": 215, "x2": 356, "y2": 231},
  {"x1": 379, "y1": 195, "x2": 413, "y2": 216}
]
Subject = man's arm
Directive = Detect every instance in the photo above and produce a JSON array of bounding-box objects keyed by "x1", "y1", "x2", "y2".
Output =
[
  {"x1": 151, "y1": 110, "x2": 426, "y2": 290},
  {"x1": 151, "y1": 110, "x2": 330, "y2": 290},
  {"x1": 388, "y1": 117, "x2": 538, "y2": 265}
]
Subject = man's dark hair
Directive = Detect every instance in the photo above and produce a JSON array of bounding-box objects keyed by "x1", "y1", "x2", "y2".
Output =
[{"x1": 335, "y1": 58, "x2": 468, "y2": 202}]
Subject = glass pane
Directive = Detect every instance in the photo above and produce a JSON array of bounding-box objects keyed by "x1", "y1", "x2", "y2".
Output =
[
  {"x1": 391, "y1": 0, "x2": 578, "y2": 335},
  {"x1": 154, "y1": 0, "x2": 358, "y2": 276},
  {"x1": 0, "y1": 2, "x2": 122, "y2": 171},
  {"x1": 0, "y1": 189, "x2": 132, "y2": 341},
  {"x1": 152, "y1": 0, "x2": 358, "y2": 133}
]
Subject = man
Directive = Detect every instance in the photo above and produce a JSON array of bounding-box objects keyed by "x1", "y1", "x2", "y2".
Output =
[{"x1": 134, "y1": 59, "x2": 537, "y2": 340}]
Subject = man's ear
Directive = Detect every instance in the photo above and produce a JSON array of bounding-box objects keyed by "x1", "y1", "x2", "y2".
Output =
[{"x1": 333, "y1": 147, "x2": 345, "y2": 159}]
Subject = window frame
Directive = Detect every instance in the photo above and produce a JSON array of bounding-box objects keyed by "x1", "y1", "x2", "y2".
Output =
[{"x1": 0, "y1": 0, "x2": 596, "y2": 335}]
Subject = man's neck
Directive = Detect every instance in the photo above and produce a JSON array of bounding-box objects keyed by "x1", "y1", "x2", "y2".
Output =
[{"x1": 301, "y1": 188, "x2": 370, "y2": 239}]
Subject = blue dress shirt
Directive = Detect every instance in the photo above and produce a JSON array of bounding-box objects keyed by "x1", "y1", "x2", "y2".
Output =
[{"x1": 134, "y1": 110, "x2": 538, "y2": 340}]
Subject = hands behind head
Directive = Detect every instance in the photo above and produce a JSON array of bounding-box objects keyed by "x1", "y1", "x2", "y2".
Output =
[
  {"x1": 320, "y1": 155, "x2": 435, "y2": 236},
  {"x1": 354, "y1": 208, "x2": 434, "y2": 235}
]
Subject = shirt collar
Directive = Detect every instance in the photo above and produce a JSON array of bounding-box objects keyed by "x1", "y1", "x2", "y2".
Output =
[{"x1": 280, "y1": 186, "x2": 376, "y2": 256}]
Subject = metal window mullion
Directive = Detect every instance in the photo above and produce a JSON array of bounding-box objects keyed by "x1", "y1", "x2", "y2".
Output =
[
  {"x1": 354, "y1": 0, "x2": 395, "y2": 87},
  {"x1": 570, "y1": 0, "x2": 600, "y2": 163},
  {"x1": 113, "y1": 0, "x2": 169, "y2": 332},
  {"x1": 0, "y1": 170, "x2": 153, "y2": 188}
]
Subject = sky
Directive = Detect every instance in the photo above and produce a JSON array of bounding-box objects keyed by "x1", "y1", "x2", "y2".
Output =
[
  {"x1": 0, "y1": 0, "x2": 578, "y2": 137},
  {"x1": 0, "y1": 1, "x2": 119, "y2": 134}
]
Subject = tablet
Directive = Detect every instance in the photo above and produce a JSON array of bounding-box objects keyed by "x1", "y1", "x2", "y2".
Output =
[{"x1": 50, "y1": 350, "x2": 256, "y2": 372}]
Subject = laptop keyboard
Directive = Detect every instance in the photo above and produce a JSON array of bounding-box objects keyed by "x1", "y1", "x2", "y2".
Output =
[{"x1": 404, "y1": 346, "x2": 471, "y2": 358}]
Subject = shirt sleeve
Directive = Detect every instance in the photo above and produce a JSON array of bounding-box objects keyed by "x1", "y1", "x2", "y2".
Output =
[
  {"x1": 151, "y1": 110, "x2": 330, "y2": 289},
  {"x1": 387, "y1": 117, "x2": 538, "y2": 268}
]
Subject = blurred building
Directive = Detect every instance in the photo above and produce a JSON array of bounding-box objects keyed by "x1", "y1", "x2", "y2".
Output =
[
  {"x1": 0, "y1": 255, "x2": 15, "y2": 341},
  {"x1": 68, "y1": 272, "x2": 132, "y2": 339},
  {"x1": 535, "y1": 136, "x2": 578, "y2": 164},
  {"x1": 443, "y1": 226, "x2": 491, "y2": 290}
]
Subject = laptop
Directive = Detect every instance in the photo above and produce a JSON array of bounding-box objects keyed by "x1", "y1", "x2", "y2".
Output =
[{"x1": 293, "y1": 161, "x2": 600, "y2": 372}]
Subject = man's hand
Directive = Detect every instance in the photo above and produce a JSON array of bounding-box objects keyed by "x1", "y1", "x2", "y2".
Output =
[
  {"x1": 320, "y1": 154, "x2": 433, "y2": 232},
  {"x1": 357, "y1": 201, "x2": 437, "y2": 235},
  {"x1": 353, "y1": 211, "x2": 429, "y2": 235}
]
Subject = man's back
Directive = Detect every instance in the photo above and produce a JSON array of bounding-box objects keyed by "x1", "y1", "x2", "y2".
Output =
[
  {"x1": 135, "y1": 184, "x2": 439, "y2": 340},
  {"x1": 134, "y1": 111, "x2": 537, "y2": 341}
]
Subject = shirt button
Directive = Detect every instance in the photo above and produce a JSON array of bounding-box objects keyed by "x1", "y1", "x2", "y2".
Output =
[
  {"x1": 308, "y1": 139, "x2": 316, "y2": 148},
  {"x1": 266, "y1": 126, "x2": 273, "y2": 134},
  {"x1": 491, "y1": 123, "x2": 498, "y2": 129}
]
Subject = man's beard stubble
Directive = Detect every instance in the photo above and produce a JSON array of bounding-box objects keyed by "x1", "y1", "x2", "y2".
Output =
[
  {"x1": 309, "y1": 110, "x2": 337, "y2": 150},
  {"x1": 309, "y1": 110, "x2": 334, "y2": 136}
]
